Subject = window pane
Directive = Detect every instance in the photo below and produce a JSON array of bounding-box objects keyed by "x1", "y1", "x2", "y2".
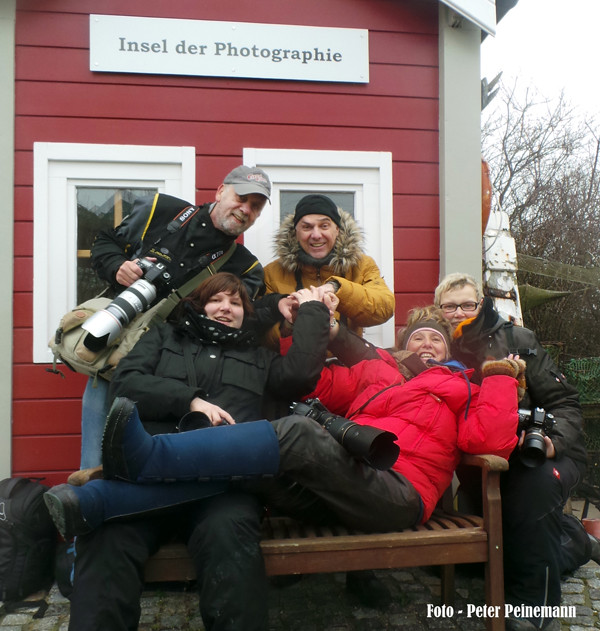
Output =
[
  {"x1": 280, "y1": 191, "x2": 355, "y2": 221},
  {"x1": 76, "y1": 187, "x2": 157, "y2": 302}
]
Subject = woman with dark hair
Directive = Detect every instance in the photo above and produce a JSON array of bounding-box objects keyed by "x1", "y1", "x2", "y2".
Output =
[{"x1": 46, "y1": 272, "x2": 334, "y2": 631}]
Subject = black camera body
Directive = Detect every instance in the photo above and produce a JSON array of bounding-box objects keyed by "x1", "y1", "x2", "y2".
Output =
[
  {"x1": 136, "y1": 257, "x2": 172, "y2": 289},
  {"x1": 291, "y1": 398, "x2": 399, "y2": 470},
  {"x1": 517, "y1": 407, "x2": 555, "y2": 468},
  {"x1": 82, "y1": 258, "x2": 172, "y2": 352}
]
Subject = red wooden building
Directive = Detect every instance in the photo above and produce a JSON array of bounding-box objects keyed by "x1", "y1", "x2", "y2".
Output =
[{"x1": 1, "y1": 0, "x2": 511, "y2": 483}]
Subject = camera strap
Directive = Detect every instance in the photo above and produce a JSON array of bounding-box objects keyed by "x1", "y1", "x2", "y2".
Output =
[
  {"x1": 503, "y1": 321, "x2": 538, "y2": 357},
  {"x1": 151, "y1": 243, "x2": 238, "y2": 323}
]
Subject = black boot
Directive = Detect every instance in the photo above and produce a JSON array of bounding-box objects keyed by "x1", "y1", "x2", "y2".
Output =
[{"x1": 44, "y1": 484, "x2": 93, "y2": 540}]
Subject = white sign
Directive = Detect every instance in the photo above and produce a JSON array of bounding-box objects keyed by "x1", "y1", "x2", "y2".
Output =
[{"x1": 90, "y1": 14, "x2": 369, "y2": 83}]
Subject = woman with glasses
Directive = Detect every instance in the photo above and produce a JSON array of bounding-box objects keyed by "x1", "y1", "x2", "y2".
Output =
[{"x1": 434, "y1": 272, "x2": 590, "y2": 631}]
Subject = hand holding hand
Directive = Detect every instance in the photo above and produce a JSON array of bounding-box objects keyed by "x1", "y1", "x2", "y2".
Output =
[
  {"x1": 291, "y1": 286, "x2": 322, "y2": 305},
  {"x1": 323, "y1": 290, "x2": 340, "y2": 316},
  {"x1": 278, "y1": 295, "x2": 298, "y2": 324}
]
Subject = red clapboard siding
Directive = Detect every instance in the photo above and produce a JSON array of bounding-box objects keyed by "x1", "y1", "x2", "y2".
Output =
[
  {"x1": 13, "y1": 292, "x2": 32, "y2": 327},
  {"x1": 394, "y1": 227, "x2": 439, "y2": 260},
  {"x1": 16, "y1": 83, "x2": 439, "y2": 132},
  {"x1": 14, "y1": 221, "x2": 31, "y2": 257},
  {"x1": 12, "y1": 0, "x2": 441, "y2": 479},
  {"x1": 394, "y1": 163, "x2": 439, "y2": 196},
  {"x1": 13, "y1": 399, "x2": 83, "y2": 436},
  {"x1": 12, "y1": 328, "x2": 32, "y2": 364},
  {"x1": 16, "y1": 117, "x2": 439, "y2": 164},
  {"x1": 14, "y1": 186, "x2": 32, "y2": 222},
  {"x1": 394, "y1": 195, "x2": 439, "y2": 228},
  {"x1": 393, "y1": 260, "x2": 440, "y2": 293},
  {"x1": 16, "y1": 45, "x2": 438, "y2": 99},
  {"x1": 14, "y1": 150, "x2": 33, "y2": 188},
  {"x1": 14, "y1": 256, "x2": 32, "y2": 293},
  {"x1": 395, "y1": 291, "x2": 441, "y2": 325},
  {"x1": 14, "y1": 365, "x2": 87, "y2": 399},
  {"x1": 16, "y1": 0, "x2": 437, "y2": 40},
  {"x1": 12, "y1": 435, "x2": 80, "y2": 472}
]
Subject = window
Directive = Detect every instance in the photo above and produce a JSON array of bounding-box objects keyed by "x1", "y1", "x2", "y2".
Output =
[
  {"x1": 76, "y1": 187, "x2": 157, "y2": 302},
  {"x1": 33, "y1": 143, "x2": 195, "y2": 363},
  {"x1": 243, "y1": 148, "x2": 394, "y2": 348}
]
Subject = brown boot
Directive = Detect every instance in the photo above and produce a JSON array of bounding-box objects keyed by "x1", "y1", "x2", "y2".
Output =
[{"x1": 67, "y1": 465, "x2": 103, "y2": 486}]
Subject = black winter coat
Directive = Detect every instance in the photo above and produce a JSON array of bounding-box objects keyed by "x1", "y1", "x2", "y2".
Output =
[
  {"x1": 451, "y1": 297, "x2": 587, "y2": 473},
  {"x1": 109, "y1": 302, "x2": 330, "y2": 433}
]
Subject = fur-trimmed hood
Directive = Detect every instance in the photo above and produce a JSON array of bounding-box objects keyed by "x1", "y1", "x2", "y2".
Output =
[{"x1": 273, "y1": 210, "x2": 365, "y2": 276}]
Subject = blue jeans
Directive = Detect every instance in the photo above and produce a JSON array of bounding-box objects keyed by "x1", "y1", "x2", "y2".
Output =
[{"x1": 80, "y1": 377, "x2": 111, "y2": 469}]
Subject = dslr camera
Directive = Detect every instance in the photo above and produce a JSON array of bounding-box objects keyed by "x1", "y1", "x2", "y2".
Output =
[
  {"x1": 517, "y1": 407, "x2": 556, "y2": 468},
  {"x1": 82, "y1": 258, "x2": 172, "y2": 352},
  {"x1": 291, "y1": 398, "x2": 399, "y2": 470}
]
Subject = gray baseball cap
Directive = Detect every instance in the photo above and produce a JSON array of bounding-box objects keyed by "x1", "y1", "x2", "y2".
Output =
[{"x1": 223, "y1": 165, "x2": 271, "y2": 201}]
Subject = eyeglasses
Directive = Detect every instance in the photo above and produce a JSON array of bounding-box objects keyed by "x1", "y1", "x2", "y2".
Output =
[{"x1": 439, "y1": 301, "x2": 479, "y2": 314}]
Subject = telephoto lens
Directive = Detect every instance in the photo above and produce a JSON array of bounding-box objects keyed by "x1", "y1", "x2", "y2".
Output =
[
  {"x1": 292, "y1": 399, "x2": 399, "y2": 470},
  {"x1": 81, "y1": 259, "x2": 171, "y2": 351}
]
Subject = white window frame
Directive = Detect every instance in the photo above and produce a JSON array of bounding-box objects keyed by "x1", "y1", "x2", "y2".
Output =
[
  {"x1": 243, "y1": 148, "x2": 395, "y2": 348},
  {"x1": 32, "y1": 142, "x2": 195, "y2": 363}
]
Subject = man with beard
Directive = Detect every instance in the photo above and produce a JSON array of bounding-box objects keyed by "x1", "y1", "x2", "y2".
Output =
[{"x1": 79, "y1": 165, "x2": 271, "y2": 470}]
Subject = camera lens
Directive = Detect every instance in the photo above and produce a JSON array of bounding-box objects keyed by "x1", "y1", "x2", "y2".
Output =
[
  {"x1": 81, "y1": 279, "x2": 157, "y2": 351},
  {"x1": 520, "y1": 428, "x2": 547, "y2": 468}
]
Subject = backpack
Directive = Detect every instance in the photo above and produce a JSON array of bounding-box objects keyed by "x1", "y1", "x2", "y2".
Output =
[
  {"x1": 47, "y1": 296, "x2": 171, "y2": 382},
  {"x1": 0, "y1": 478, "x2": 57, "y2": 614},
  {"x1": 47, "y1": 243, "x2": 237, "y2": 382}
]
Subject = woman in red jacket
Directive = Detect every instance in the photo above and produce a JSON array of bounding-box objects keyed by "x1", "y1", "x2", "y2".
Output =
[{"x1": 264, "y1": 305, "x2": 522, "y2": 531}]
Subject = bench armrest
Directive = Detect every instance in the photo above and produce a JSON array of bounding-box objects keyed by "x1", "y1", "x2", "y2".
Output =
[{"x1": 460, "y1": 453, "x2": 509, "y2": 473}]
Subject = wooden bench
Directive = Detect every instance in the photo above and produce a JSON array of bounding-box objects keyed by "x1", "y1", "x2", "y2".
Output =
[{"x1": 145, "y1": 453, "x2": 508, "y2": 631}]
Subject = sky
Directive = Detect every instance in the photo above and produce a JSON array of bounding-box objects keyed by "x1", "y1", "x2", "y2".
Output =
[{"x1": 481, "y1": 0, "x2": 600, "y2": 119}]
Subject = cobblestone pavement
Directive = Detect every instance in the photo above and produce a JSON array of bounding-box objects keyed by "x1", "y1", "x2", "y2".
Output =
[
  {"x1": 1, "y1": 561, "x2": 599, "y2": 631},
  {"x1": 3, "y1": 501, "x2": 599, "y2": 630}
]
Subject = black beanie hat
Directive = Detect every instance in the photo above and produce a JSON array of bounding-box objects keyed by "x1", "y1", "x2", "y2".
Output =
[{"x1": 293, "y1": 194, "x2": 341, "y2": 228}]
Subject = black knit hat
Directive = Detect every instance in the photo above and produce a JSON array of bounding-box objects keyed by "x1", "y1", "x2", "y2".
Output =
[{"x1": 293, "y1": 194, "x2": 341, "y2": 228}]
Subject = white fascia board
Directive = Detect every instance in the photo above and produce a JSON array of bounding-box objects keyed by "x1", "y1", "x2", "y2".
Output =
[{"x1": 439, "y1": 0, "x2": 497, "y2": 35}]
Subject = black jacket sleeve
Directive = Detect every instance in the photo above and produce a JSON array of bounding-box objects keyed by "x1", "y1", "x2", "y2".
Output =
[
  {"x1": 265, "y1": 301, "x2": 330, "y2": 400},
  {"x1": 511, "y1": 326, "x2": 587, "y2": 469},
  {"x1": 90, "y1": 196, "x2": 156, "y2": 290},
  {"x1": 109, "y1": 324, "x2": 200, "y2": 423},
  {"x1": 328, "y1": 324, "x2": 381, "y2": 365}
]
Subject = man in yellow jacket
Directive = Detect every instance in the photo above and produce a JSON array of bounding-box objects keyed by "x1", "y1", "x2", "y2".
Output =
[{"x1": 263, "y1": 194, "x2": 394, "y2": 349}]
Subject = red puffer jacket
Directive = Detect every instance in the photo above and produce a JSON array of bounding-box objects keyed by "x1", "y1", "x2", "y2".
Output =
[{"x1": 308, "y1": 351, "x2": 518, "y2": 522}]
